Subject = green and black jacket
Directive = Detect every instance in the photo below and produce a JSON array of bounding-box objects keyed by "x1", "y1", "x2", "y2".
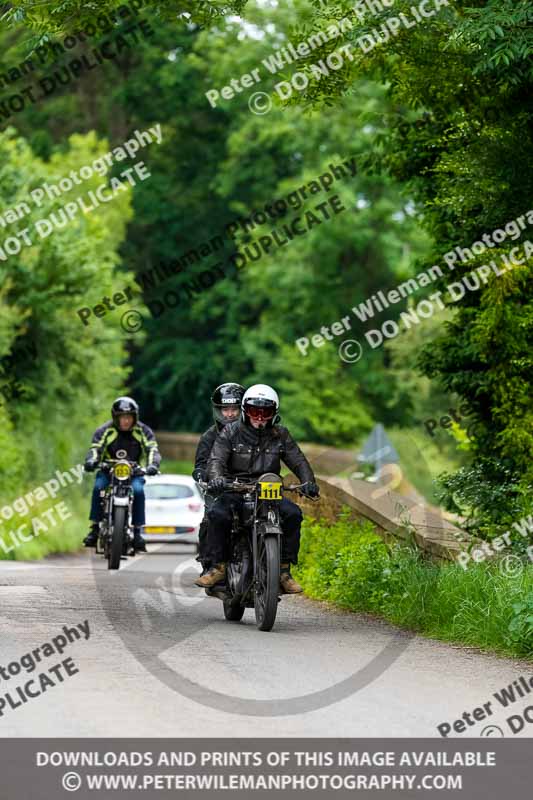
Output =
[{"x1": 85, "y1": 420, "x2": 161, "y2": 469}]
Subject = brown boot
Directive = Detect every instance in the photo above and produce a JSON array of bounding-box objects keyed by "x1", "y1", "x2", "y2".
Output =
[
  {"x1": 195, "y1": 563, "x2": 226, "y2": 587},
  {"x1": 280, "y1": 564, "x2": 303, "y2": 594}
]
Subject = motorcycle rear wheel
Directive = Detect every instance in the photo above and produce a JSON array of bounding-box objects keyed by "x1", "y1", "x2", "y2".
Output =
[
  {"x1": 109, "y1": 506, "x2": 127, "y2": 570},
  {"x1": 254, "y1": 535, "x2": 280, "y2": 631}
]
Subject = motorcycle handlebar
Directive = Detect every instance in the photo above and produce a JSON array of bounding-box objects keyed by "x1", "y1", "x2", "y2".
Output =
[
  {"x1": 196, "y1": 480, "x2": 255, "y2": 493},
  {"x1": 100, "y1": 459, "x2": 147, "y2": 476},
  {"x1": 197, "y1": 479, "x2": 320, "y2": 500},
  {"x1": 285, "y1": 484, "x2": 321, "y2": 501}
]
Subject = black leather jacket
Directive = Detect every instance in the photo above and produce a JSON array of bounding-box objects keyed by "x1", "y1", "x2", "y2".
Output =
[
  {"x1": 193, "y1": 425, "x2": 218, "y2": 480},
  {"x1": 207, "y1": 420, "x2": 315, "y2": 484}
]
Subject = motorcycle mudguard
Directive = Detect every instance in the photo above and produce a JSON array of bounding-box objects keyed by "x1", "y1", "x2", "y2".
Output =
[{"x1": 256, "y1": 519, "x2": 282, "y2": 537}]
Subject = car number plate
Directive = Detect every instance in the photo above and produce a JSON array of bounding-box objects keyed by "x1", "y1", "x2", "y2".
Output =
[{"x1": 144, "y1": 526, "x2": 176, "y2": 534}]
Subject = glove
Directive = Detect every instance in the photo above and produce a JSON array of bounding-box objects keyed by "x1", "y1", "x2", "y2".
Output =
[
  {"x1": 145, "y1": 464, "x2": 158, "y2": 476},
  {"x1": 192, "y1": 468, "x2": 206, "y2": 482},
  {"x1": 84, "y1": 459, "x2": 98, "y2": 473},
  {"x1": 303, "y1": 480, "x2": 320, "y2": 498},
  {"x1": 208, "y1": 477, "x2": 227, "y2": 494}
]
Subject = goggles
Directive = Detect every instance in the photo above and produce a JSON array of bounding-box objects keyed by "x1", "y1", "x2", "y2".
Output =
[{"x1": 245, "y1": 404, "x2": 275, "y2": 421}]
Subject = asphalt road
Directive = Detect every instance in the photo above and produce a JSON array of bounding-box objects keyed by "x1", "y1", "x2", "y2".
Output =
[{"x1": 0, "y1": 545, "x2": 530, "y2": 738}]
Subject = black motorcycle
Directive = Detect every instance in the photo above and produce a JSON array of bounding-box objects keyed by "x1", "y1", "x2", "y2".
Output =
[
  {"x1": 95, "y1": 459, "x2": 146, "y2": 570},
  {"x1": 201, "y1": 472, "x2": 318, "y2": 632}
]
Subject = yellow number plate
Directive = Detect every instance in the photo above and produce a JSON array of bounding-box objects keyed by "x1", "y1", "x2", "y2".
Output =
[
  {"x1": 144, "y1": 526, "x2": 175, "y2": 534},
  {"x1": 114, "y1": 463, "x2": 131, "y2": 479},
  {"x1": 258, "y1": 481, "x2": 282, "y2": 501}
]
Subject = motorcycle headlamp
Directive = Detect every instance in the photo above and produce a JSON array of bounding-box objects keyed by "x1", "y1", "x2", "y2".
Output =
[{"x1": 113, "y1": 462, "x2": 131, "y2": 480}]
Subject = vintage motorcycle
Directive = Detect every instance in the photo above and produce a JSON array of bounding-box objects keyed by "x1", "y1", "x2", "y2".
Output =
[
  {"x1": 95, "y1": 458, "x2": 146, "y2": 570},
  {"x1": 200, "y1": 473, "x2": 318, "y2": 631}
]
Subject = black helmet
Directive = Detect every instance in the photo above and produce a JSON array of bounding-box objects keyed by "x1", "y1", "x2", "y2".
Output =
[
  {"x1": 111, "y1": 396, "x2": 139, "y2": 428},
  {"x1": 211, "y1": 383, "x2": 244, "y2": 430}
]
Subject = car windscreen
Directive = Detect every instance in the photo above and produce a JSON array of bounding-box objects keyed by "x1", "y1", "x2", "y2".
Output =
[{"x1": 145, "y1": 483, "x2": 195, "y2": 500}]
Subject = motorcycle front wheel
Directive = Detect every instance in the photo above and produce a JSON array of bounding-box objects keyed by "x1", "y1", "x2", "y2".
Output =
[
  {"x1": 254, "y1": 535, "x2": 280, "y2": 631},
  {"x1": 109, "y1": 505, "x2": 127, "y2": 570}
]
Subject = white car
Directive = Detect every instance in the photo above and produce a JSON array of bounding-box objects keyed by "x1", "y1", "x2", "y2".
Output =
[{"x1": 142, "y1": 474, "x2": 204, "y2": 547}]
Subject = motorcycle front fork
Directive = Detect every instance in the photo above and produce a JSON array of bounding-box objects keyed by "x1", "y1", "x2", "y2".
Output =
[{"x1": 96, "y1": 491, "x2": 134, "y2": 553}]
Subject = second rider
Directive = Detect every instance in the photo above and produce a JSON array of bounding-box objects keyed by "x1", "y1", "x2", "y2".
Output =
[{"x1": 196, "y1": 384, "x2": 319, "y2": 594}]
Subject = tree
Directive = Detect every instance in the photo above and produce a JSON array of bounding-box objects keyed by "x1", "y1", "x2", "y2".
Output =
[
  {"x1": 1, "y1": 1, "x2": 431, "y2": 437},
  {"x1": 0, "y1": 126, "x2": 135, "y2": 495},
  {"x1": 281, "y1": 0, "x2": 533, "y2": 530}
]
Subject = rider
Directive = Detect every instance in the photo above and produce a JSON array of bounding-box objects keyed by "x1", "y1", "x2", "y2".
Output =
[
  {"x1": 192, "y1": 382, "x2": 244, "y2": 574},
  {"x1": 82, "y1": 396, "x2": 161, "y2": 552},
  {"x1": 196, "y1": 384, "x2": 320, "y2": 593}
]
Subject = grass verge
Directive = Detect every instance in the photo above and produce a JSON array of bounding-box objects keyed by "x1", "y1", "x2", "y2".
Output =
[
  {"x1": 0, "y1": 483, "x2": 89, "y2": 560},
  {"x1": 294, "y1": 510, "x2": 533, "y2": 659}
]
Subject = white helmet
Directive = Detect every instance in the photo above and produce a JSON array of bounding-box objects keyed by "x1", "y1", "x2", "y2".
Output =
[{"x1": 242, "y1": 384, "x2": 279, "y2": 428}]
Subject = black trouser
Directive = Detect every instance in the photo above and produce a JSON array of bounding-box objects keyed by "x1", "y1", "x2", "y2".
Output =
[
  {"x1": 207, "y1": 492, "x2": 303, "y2": 565},
  {"x1": 197, "y1": 494, "x2": 215, "y2": 567},
  {"x1": 197, "y1": 517, "x2": 209, "y2": 566}
]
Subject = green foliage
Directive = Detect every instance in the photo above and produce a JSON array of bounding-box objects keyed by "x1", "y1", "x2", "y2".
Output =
[
  {"x1": 451, "y1": 0, "x2": 533, "y2": 82},
  {"x1": 384, "y1": 305, "x2": 456, "y2": 424},
  {"x1": 0, "y1": 489, "x2": 88, "y2": 561},
  {"x1": 0, "y1": 128, "x2": 134, "y2": 558},
  {"x1": 248, "y1": 338, "x2": 374, "y2": 445},
  {"x1": 296, "y1": 513, "x2": 533, "y2": 657},
  {"x1": 2, "y1": 0, "x2": 531, "y2": 535},
  {"x1": 0, "y1": 1, "x2": 432, "y2": 438},
  {"x1": 293, "y1": 0, "x2": 533, "y2": 527},
  {"x1": 436, "y1": 459, "x2": 532, "y2": 541},
  {"x1": 1, "y1": 1, "x2": 248, "y2": 37},
  {"x1": 160, "y1": 459, "x2": 195, "y2": 475},
  {"x1": 387, "y1": 426, "x2": 463, "y2": 505},
  {"x1": 506, "y1": 594, "x2": 533, "y2": 657}
]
